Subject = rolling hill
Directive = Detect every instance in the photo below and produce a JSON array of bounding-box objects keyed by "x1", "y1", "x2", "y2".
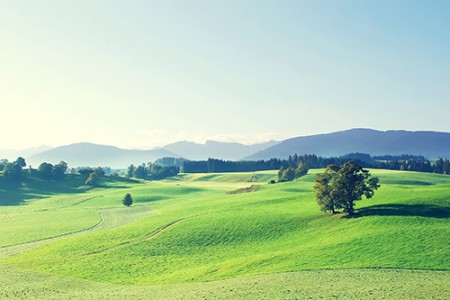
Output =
[
  {"x1": 246, "y1": 128, "x2": 450, "y2": 160},
  {"x1": 27, "y1": 143, "x2": 179, "y2": 169},
  {"x1": 162, "y1": 140, "x2": 279, "y2": 160},
  {"x1": 1, "y1": 170, "x2": 449, "y2": 298}
]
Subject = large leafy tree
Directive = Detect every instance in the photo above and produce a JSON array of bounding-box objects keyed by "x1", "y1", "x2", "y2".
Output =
[{"x1": 314, "y1": 161, "x2": 380, "y2": 216}]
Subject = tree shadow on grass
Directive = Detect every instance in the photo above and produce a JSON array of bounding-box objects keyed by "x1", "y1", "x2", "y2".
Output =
[{"x1": 352, "y1": 204, "x2": 450, "y2": 219}]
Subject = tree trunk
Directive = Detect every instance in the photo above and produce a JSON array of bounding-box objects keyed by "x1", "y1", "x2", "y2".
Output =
[{"x1": 347, "y1": 201, "x2": 354, "y2": 216}]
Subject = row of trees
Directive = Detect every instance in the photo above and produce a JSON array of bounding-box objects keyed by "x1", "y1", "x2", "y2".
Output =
[
  {"x1": 0, "y1": 157, "x2": 69, "y2": 181},
  {"x1": 0, "y1": 157, "x2": 109, "y2": 185}
]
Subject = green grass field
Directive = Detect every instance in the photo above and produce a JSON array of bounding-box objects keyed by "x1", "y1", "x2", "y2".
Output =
[{"x1": 0, "y1": 170, "x2": 449, "y2": 299}]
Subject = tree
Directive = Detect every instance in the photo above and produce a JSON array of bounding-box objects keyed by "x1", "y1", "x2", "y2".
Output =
[
  {"x1": 3, "y1": 162, "x2": 23, "y2": 180},
  {"x1": 38, "y1": 162, "x2": 54, "y2": 179},
  {"x1": 295, "y1": 162, "x2": 308, "y2": 178},
  {"x1": 78, "y1": 167, "x2": 94, "y2": 177},
  {"x1": 134, "y1": 164, "x2": 147, "y2": 179},
  {"x1": 52, "y1": 161, "x2": 68, "y2": 179},
  {"x1": 85, "y1": 172, "x2": 99, "y2": 186},
  {"x1": 94, "y1": 167, "x2": 105, "y2": 177},
  {"x1": 15, "y1": 157, "x2": 26, "y2": 168},
  {"x1": 434, "y1": 158, "x2": 444, "y2": 174},
  {"x1": 127, "y1": 164, "x2": 135, "y2": 178},
  {"x1": 122, "y1": 193, "x2": 133, "y2": 207},
  {"x1": 0, "y1": 159, "x2": 8, "y2": 171},
  {"x1": 314, "y1": 161, "x2": 380, "y2": 216}
]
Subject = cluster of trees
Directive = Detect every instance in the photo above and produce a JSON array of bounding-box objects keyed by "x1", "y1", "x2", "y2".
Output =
[
  {"x1": 154, "y1": 157, "x2": 186, "y2": 168},
  {"x1": 433, "y1": 158, "x2": 450, "y2": 175},
  {"x1": 278, "y1": 162, "x2": 309, "y2": 182},
  {"x1": 78, "y1": 167, "x2": 106, "y2": 185},
  {"x1": 0, "y1": 157, "x2": 109, "y2": 185},
  {"x1": 127, "y1": 163, "x2": 179, "y2": 180},
  {"x1": 314, "y1": 161, "x2": 380, "y2": 216},
  {"x1": 34, "y1": 161, "x2": 68, "y2": 180},
  {"x1": 0, "y1": 157, "x2": 69, "y2": 181},
  {"x1": 1, "y1": 157, "x2": 26, "y2": 180}
]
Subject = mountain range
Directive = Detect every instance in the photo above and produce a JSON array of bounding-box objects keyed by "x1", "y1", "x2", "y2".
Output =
[
  {"x1": 3, "y1": 129, "x2": 450, "y2": 168},
  {"x1": 26, "y1": 143, "x2": 178, "y2": 169},
  {"x1": 163, "y1": 140, "x2": 278, "y2": 161},
  {"x1": 246, "y1": 128, "x2": 450, "y2": 160}
]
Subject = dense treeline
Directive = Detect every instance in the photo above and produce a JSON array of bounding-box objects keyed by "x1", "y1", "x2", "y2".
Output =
[
  {"x1": 182, "y1": 153, "x2": 450, "y2": 175},
  {"x1": 182, "y1": 155, "x2": 366, "y2": 173}
]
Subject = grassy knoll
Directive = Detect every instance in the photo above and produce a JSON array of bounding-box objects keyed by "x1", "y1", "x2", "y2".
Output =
[{"x1": 0, "y1": 169, "x2": 449, "y2": 298}]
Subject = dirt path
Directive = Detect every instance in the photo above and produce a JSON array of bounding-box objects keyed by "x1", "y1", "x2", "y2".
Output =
[{"x1": 0, "y1": 205, "x2": 152, "y2": 259}]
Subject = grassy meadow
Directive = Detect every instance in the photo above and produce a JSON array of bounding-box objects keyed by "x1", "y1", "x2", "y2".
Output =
[{"x1": 0, "y1": 169, "x2": 449, "y2": 298}]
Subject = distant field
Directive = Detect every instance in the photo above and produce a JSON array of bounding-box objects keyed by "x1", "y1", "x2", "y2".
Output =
[{"x1": 0, "y1": 169, "x2": 449, "y2": 298}]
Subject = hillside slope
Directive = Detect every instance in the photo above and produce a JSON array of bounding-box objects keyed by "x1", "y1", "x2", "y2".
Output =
[{"x1": 3, "y1": 170, "x2": 449, "y2": 286}]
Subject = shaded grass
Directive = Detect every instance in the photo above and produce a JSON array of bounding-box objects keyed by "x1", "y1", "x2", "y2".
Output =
[{"x1": 353, "y1": 203, "x2": 450, "y2": 218}]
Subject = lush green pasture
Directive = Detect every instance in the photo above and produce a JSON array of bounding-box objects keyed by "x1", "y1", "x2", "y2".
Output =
[
  {"x1": 0, "y1": 265, "x2": 448, "y2": 299},
  {"x1": 0, "y1": 169, "x2": 449, "y2": 298}
]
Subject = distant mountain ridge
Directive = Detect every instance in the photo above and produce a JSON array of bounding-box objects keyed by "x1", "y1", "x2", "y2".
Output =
[
  {"x1": 0, "y1": 145, "x2": 53, "y2": 161},
  {"x1": 246, "y1": 129, "x2": 450, "y2": 160},
  {"x1": 27, "y1": 143, "x2": 179, "y2": 169},
  {"x1": 11, "y1": 129, "x2": 450, "y2": 168},
  {"x1": 162, "y1": 140, "x2": 279, "y2": 160}
]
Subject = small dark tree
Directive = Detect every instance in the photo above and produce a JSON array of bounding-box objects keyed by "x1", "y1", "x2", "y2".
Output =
[{"x1": 122, "y1": 193, "x2": 133, "y2": 207}]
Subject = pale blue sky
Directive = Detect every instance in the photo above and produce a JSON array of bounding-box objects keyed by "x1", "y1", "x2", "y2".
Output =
[{"x1": 1, "y1": 0, "x2": 449, "y2": 149}]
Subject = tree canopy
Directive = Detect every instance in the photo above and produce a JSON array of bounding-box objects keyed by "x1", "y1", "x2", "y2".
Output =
[{"x1": 314, "y1": 161, "x2": 380, "y2": 216}]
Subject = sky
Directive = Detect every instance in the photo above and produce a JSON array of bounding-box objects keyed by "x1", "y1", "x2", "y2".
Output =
[{"x1": 1, "y1": 0, "x2": 449, "y2": 150}]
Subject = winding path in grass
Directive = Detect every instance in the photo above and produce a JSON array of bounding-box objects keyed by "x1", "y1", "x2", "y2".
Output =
[
  {"x1": 0, "y1": 205, "x2": 152, "y2": 259},
  {"x1": 84, "y1": 215, "x2": 192, "y2": 256}
]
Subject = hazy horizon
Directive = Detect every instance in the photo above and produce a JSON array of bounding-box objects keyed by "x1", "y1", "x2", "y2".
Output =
[{"x1": 1, "y1": 1, "x2": 449, "y2": 150}]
